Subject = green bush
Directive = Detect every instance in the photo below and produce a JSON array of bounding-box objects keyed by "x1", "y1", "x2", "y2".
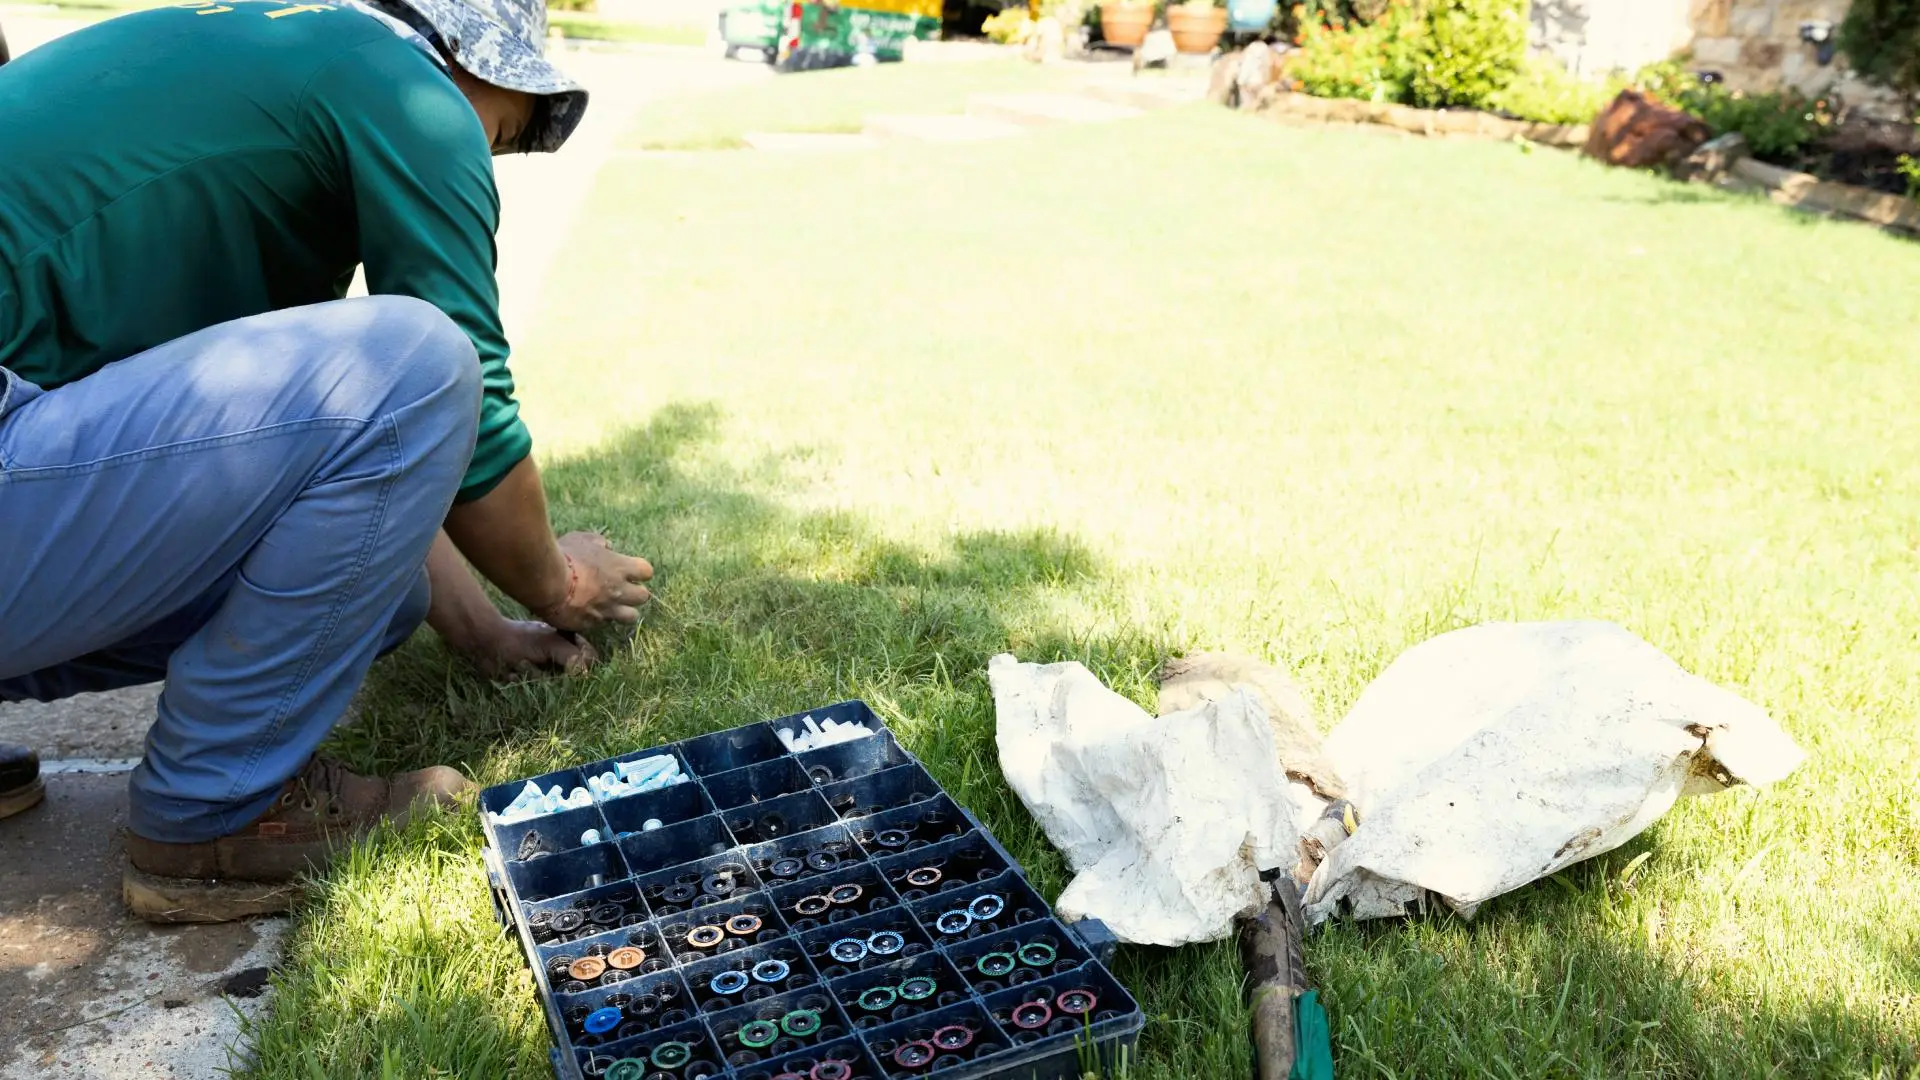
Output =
[
  {"x1": 1490, "y1": 55, "x2": 1614, "y2": 123},
  {"x1": 1678, "y1": 85, "x2": 1831, "y2": 158},
  {"x1": 1839, "y1": 0, "x2": 1920, "y2": 101},
  {"x1": 1405, "y1": 0, "x2": 1528, "y2": 109},
  {"x1": 548, "y1": 0, "x2": 597, "y2": 13},
  {"x1": 1288, "y1": 0, "x2": 1528, "y2": 112},
  {"x1": 1287, "y1": 9, "x2": 1413, "y2": 101}
]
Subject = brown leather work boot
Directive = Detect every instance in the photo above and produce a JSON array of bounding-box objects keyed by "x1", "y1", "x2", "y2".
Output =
[
  {"x1": 0, "y1": 743, "x2": 45, "y2": 820},
  {"x1": 123, "y1": 755, "x2": 471, "y2": 924}
]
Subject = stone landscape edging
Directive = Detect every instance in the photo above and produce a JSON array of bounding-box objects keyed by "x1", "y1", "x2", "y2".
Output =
[
  {"x1": 1716, "y1": 157, "x2": 1920, "y2": 238},
  {"x1": 1256, "y1": 91, "x2": 1590, "y2": 148},
  {"x1": 1246, "y1": 89, "x2": 1918, "y2": 239}
]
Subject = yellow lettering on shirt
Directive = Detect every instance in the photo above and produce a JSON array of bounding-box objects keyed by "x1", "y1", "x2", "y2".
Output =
[{"x1": 263, "y1": 3, "x2": 332, "y2": 16}]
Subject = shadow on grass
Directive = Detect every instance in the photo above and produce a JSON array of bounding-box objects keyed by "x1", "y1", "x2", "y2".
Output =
[
  {"x1": 1600, "y1": 184, "x2": 1727, "y2": 206},
  {"x1": 286, "y1": 403, "x2": 1918, "y2": 1079},
  {"x1": 1313, "y1": 834, "x2": 1920, "y2": 1079}
]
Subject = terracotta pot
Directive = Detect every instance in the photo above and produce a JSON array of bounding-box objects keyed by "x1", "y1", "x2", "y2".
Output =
[
  {"x1": 1099, "y1": 2, "x2": 1153, "y2": 47},
  {"x1": 1166, "y1": 3, "x2": 1226, "y2": 52}
]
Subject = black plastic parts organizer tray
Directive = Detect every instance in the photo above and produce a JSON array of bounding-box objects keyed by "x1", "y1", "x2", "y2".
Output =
[{"x1": 481, "y1": 700, "x2": 1144, "y2": 1080}]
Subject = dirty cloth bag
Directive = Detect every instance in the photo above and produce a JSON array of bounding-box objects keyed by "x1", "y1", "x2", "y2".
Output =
[
  {"x1": 989, "y1": 653, "x2": 1301, "y2": 946},
  {"x1": 1304, "y1": 620, "x2": 1805, "y2": 926}
]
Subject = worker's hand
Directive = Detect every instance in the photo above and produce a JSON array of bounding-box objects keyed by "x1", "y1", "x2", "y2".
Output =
[
  {"x1": 535, "y1": 532, "x2": 654, "y2": 633},
  {"x1": 458, "y1": 618, "x2": 599, "y2": 681}
]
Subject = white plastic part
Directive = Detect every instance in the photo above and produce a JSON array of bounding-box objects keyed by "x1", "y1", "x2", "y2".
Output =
[
  {"x1": 778, "y1": 728, "x2": 798, "y2": 751},
  {"x1": 581, "y1": 829, "x2": 602, "y2": 846},
  {"x1": 643, "y1": 818, "x2": 664, "y2": 831}
]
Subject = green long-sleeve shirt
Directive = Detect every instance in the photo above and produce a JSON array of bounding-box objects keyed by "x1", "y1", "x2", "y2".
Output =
[{"x1": 0, "y1": 1, "x2": 529, "y2": 500}]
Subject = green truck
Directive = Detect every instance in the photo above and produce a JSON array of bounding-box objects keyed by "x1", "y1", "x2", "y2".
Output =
[{"x1": 715, "y1": 0, "x2": 942, "y2": 70}]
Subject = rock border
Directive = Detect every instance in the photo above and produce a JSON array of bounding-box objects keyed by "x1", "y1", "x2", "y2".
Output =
[
  {"x1": 1255, "y1": 91, "x2": 1590, "y2": 149},
  {"x1": 1716, "y1": 158, "x2": 1920, "y2": 238}
]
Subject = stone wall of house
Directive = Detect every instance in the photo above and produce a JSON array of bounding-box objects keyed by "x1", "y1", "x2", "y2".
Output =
[
  {"x1": 1532, "y1": 0, "x2": 1903, "y2": 113},
  {"x1": 1531, "y1": 0, "x2": 1693, "y2": 79},
  {"x1": 1688, "y1": 0, "x2": 1859, "y2": 92}
]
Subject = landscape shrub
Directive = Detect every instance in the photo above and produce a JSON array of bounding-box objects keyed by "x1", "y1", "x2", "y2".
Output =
[
  {"x1": 1489, "y1": 55, "x2": 1614, "y2": 123},
  {"x1": 1403, "y1": 0, "x2": 1527, "y2": 109},
  {"x1": 1289, "y1": 0, "x2": 1530, "y2": 112},
  {"x1": 982, "y1": 7, "x2": 1034, "y2": 42},
  {"x1": 1677, "y1": 85, "x2": 1832, "y2": 157},
  {"x1": 1287, "y1": 6, "x2": 1413, "y2": 101},
  {"x1": 1839, "y1": 0, "x2": 1920, "y2": 102}
]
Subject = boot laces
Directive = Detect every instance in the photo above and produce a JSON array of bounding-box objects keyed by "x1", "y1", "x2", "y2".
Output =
[{"x1": 281, "y1": 756, "x2": 350, "y2": 821}]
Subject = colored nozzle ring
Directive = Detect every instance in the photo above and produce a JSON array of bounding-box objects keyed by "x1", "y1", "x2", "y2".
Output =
[
  {"x1": 651, "y1": 1041, "x2": 693, "y2": 1068},
  {"x1": 781, "y1": 1008, "x2": 822, "y2": 1036},
  {"x1": 1017, "y1": 941, "x2": 1056, "y2": 967},
  {"x1": 1011, "y1": 1000, "x2": 1053, "y2": 1030},
  {"x1": 604, "y1": 1059, "x2": 646, "y2": 1080},
  {"x1": 738, "y1": 1020, "x2": 781, "y2": 1048},
  {"x1": 1056, "y1": 988, "x2": 1098, "y2": 1016},
  {"x1": 893, "y1": 1041, "x2": 936, "y2": 1069},
  {"x1": 968, "y1": 894, "x2": 1005, "y2": 921},
  {"x1": 974, "y1": 951, "x2": 1015, "y2": 978}
]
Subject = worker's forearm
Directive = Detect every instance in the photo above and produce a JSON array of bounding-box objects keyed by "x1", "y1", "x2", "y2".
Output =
[
  {"x1": 442, "y1": 455, "x2": 568, "y2": 617},
  {"x1": 423, "y1": 530, "x2": 512, "y2": 652}
]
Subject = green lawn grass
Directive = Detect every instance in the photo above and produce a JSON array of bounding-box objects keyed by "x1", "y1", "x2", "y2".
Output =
[
  {"x1": 625, "y1": 59, "x2": 1085, "y2": 149},
  {"x1": 548, "y1": 13, "x2": 705, "y2": 46},
  {"x1": 243, "y1": 108, "x2": 1920, "y2": 1079}
]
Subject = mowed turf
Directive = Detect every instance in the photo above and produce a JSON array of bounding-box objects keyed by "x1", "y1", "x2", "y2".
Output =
[
  {"x1": 242, "y1": 103, "x2": 1920, "y2": 1079},
  {"x1": 622, "y1": 58, "x2": 1089, "y2": 149}
]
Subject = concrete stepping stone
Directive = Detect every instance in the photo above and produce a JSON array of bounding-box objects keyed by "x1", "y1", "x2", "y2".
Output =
[
  {"x1": 742, "y1": 131, "x2": 882, "y2": 152},
  {"x1": 0, "y1": 767, "x2": 286, "y2": 1080},
  {"x1": 1076, "y1": 77, "x2": 1209, "y2": 111},
  {"x1": 966, "y1": 92, "x2": 1144, "y2": 127},
  {"x1": 861, "y1": 113, "x2": 1028, "y2": 144}
]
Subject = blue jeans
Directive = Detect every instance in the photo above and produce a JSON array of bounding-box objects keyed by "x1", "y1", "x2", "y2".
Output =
[{"x1": 0, "y1": 297, "x2": 480, "y2": 843}]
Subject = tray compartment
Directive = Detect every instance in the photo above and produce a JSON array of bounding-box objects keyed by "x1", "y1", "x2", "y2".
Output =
[
  {"x1": 818, "y1": 763, "x2": 942, "y2": 821},
  {"x1": 768, "y1": 861, "x2": 901, "y2": 935},
  {"x1": 722, "y1": 789, "x2": 838, "y2": 848},
  {"x1": 679, "y1": 724, "x2": 787, "y2": 777}
]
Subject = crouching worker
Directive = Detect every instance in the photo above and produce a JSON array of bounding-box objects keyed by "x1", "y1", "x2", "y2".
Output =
[{"x1": 0, "y1": 0, "x2": 653, "y2": 922}]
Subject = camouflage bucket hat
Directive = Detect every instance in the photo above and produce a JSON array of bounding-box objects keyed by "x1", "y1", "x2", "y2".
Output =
[{"x1": 387, "y1": 0, "x2": 587, "y2": 152}]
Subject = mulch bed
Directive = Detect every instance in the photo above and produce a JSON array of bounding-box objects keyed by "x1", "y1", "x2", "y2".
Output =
[{"x1": 1775, "y1": 140, "x2": 1909, "y2": 197}]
